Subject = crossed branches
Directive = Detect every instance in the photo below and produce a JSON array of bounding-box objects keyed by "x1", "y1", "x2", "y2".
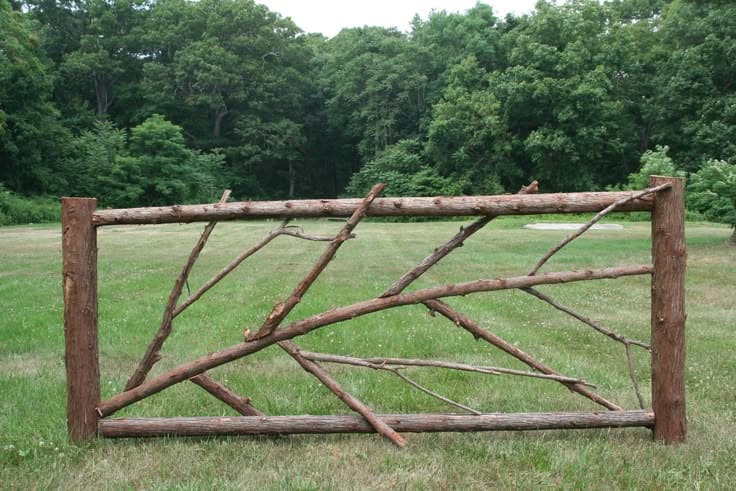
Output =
[{"x1": 109, "y1": 181, "x2": 669, "y2": 447}]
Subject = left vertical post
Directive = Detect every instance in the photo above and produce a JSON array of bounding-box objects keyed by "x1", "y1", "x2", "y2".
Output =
[{"x1": 62, "y1": 198, "x2": 100, "y2": 442}]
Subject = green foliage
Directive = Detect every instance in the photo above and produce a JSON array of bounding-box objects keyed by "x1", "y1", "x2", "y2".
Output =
[
  {"x1": 426, "y1": 57, "x2": 512, "y2": 193},
  {"x1": 344, "y1": 139, "x2": 463, "y2": 197},
  {"x1": 624, "y1": 145, "x2": 685, "y2": 189},
  {"x1": 64, "y1": 116, "x2": 223, "y2": 208},
  {"x1": 0, "y1": 184, "x2": 59, "y2": 225},
  {"x1": 126, "y1": 114, "x2": 222, "y2": 206},
  {"x1": 65, "y1": 120, "x2": 141, "y2": 207},
  {"x1": 687, "y1": 159, "x2": 736, "y2": 231},
  {"x1": 4, "y1": 0, "x2": 736, "y2": 205},
  {"x1": 0, "y1": 0, "x2": 70, "y2": 194}
]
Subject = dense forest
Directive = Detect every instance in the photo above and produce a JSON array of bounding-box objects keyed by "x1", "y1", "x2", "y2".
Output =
[{"x1": 1, "y1": 0, "x2": 735, "y2": 226}]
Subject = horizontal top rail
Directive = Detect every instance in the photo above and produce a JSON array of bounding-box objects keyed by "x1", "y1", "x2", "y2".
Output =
[{"x1": 90, "y1": 190, "x2": 655, "y2": 226}]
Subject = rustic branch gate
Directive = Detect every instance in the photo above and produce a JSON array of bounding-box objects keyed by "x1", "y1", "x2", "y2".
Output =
[{"x1": 62, "y1": 176, "x2": 686, "y2": 446}]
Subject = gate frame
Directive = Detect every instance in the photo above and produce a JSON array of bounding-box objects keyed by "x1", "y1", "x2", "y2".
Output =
[{"x1": 62, "y1": 176, "x2": 686, "y2": 445}]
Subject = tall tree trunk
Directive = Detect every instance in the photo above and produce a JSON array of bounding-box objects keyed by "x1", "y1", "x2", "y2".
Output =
[
  {"x1": 288, "y1": 161, "x2": 296, "y2": 198},
  {"x1": 730, "y1": 227, "x2": 736, "y2": 245},
  {"x1": 94, "y1": 73, "x2": 111, "y2": 116},
  {"x1": 213, "y1": 107, "x2": 228, "y2": 138}
]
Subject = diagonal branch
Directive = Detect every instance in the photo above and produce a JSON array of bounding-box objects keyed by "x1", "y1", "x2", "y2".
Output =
[
  {"x1": 299, "y1": 351, "x2": 596, "y2": 387},
  {"x1": 248, "y1": 183, "x2": 385, "y2": 341},
  {"x1": 125, "y1": 190, "x2": 231, "y2": 390},
  {"x1": 528, "y1": 183, "x2": 671, "y2": 276},
  {"x1": 381, "y1": 181, "x2": 538, "y2": 298},
  {"x1": 624, "y1": 343, "x2": 646, "y2": 410},
  {"x1": 245, "y1": 186, "x2": 403, "y2": 445},
  {"x1": 522, "y1": 287, "x2": 651, "y2": 350},
  {"x1": 423, "y1": 299, "x2": 623, "y2": 411},
  {"x1": 172, "y1": 219, "x2": 290, "y2": 318},
  {"x1": 173, "y1": 221, "x2": 339, "y2": 318},
  {"x1": 278, "y1": 340, "x2": 406, "y2": 447},
  {"x1": 190, "y1": 373, "x2": 264, "y2": 416}
]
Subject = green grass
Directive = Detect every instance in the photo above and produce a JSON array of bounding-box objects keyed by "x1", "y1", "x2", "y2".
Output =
[{"x1": 1, "y1": 217, "x2": 734, "y2": 489}]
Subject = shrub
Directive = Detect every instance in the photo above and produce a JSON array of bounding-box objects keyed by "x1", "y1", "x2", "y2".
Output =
[{"x1": 0, "y1": 185, "x2": 59, "y2": 225}]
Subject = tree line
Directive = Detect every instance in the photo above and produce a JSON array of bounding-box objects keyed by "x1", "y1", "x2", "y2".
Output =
[{"x1": 1, "y1": 0, "x2": 734, "y2": 228}]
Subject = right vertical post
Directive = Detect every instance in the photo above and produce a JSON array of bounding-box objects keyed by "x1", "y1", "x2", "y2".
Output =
[{"x1": 649, "y1": 175, "x2": 687, "y2": 444}]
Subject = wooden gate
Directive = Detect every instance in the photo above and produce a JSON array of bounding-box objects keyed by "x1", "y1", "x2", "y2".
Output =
[{"x1": 62, "y1": 176, "x2": 686, "y2": 446}]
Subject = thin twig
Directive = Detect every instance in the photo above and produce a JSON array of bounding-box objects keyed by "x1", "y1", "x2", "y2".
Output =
[
  {"x1": 300, "y1": 351, "x2": 596, "y2": 387},
  {"x1": 125, "y1": 190, "x2": 231, "y2": 390},
  {"x1": 279, "y1": 227, "x2": 347, "y2": 242},
  {"x1": 389, "y1": 368, "x2": 482, "y2": 415},
  {"x1": 522, "y1": 287, "x2": 650, "y2": 350},
  {"x1": 248, "y1": 183, "x2": 385, "y2": 341},
  {"x1": 625, "y1": 343, "x2": 646, "y2": 410},
  {"x1": 528, "y1": 183, "x2": 671, "y2": 276},
  {"x1": 171, "y1": 220, "x2": 289, "y2": 317},
  {"x1": 172, "y1": 219, "x2": 344, "y2": 317}
]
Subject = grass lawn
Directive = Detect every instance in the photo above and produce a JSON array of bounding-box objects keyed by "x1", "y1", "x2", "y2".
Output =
[{"x1": 1, "y1": 216, "x2": 734, "y2": 489}]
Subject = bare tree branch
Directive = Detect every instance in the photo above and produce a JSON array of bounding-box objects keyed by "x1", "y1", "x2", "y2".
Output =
[
  {"x1": 248, "y1": 183, "x2": 385, "y2": 341},
  {"x1": 522, "y1": 287, "x2": 650, "y2": 350},
  {"x1": 125, "y1": 190, "x2": 231, "y2": 390},
  {"x1": 528, "y1": 183, "x2": 671, "y2": 276},
  {"x1": 299, "y1": 351, "x2": 596, "y2": 387}
]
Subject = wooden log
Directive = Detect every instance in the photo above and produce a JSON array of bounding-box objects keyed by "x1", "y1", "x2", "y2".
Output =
[
  {"x1": 649, "y1": 176, "x2": 687, "y2": 444},
  {"x1": 278, "y1": 340, "x2": 406, "y2": 447},
  {"x1": 98, "y1": 411, "x2": 655, "y2": 438},
  {"x1": 96, "y1": 265, "x2": 650, "y2": 417},
  {"x1": 190, "y1": 374, "x2": 264, "y2": 416},
  {"x1": 91, "y1": 191, "x2": 656, "y2": 226},
  {"x1": 62, "y1": 197, "x2": 100, "y2": 442},
  {"x1": 249, "y1": 184, "x2": 384, "y2": 340},
  {"x1": 424, "y1": 299, "x2": 623, "y2": 411}
]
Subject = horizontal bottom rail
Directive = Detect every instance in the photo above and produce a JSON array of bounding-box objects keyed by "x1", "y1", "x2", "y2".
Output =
[{"x1": 99, "y1": 411, "x2": 654, "y2": 438}]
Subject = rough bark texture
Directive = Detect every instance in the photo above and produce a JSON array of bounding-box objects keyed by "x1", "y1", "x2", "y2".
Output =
[
  {"x1": 96, "y1": 265, "x2": 649, "y2": 417},
  {"x1": 381, "y1": 181, "x2": 537, "y2": 298},
  {"x1": 650, "y1": 176, "x2": 687, "y2": 444},
  {"x1": 91, "y1": 191, "x2": 656, "y2": 226},
  {"x1": 527, "y1": 183, "x2": 670, "y2": 275},
  {"x1": 278, "y1": 340, "x2": 406, "y2": 447},
  {"x1": 250, "y1": 184, "x2": 384, "y2": 340},
  {"x1": 62, "y1": 197, "x2": 100, "y2": 442},
  {"x1": 424, "y1": 299, "x2": 622, "y2": 411},
  {"x1": 99, "y1": 411, "x2": 655, "y2": 438},
  {"x1": 126, "y1": 190, "x2": 231, "y2": 390},
  {"x1": 190, "y1": 374, "x2": 264, "y2": 416}
]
